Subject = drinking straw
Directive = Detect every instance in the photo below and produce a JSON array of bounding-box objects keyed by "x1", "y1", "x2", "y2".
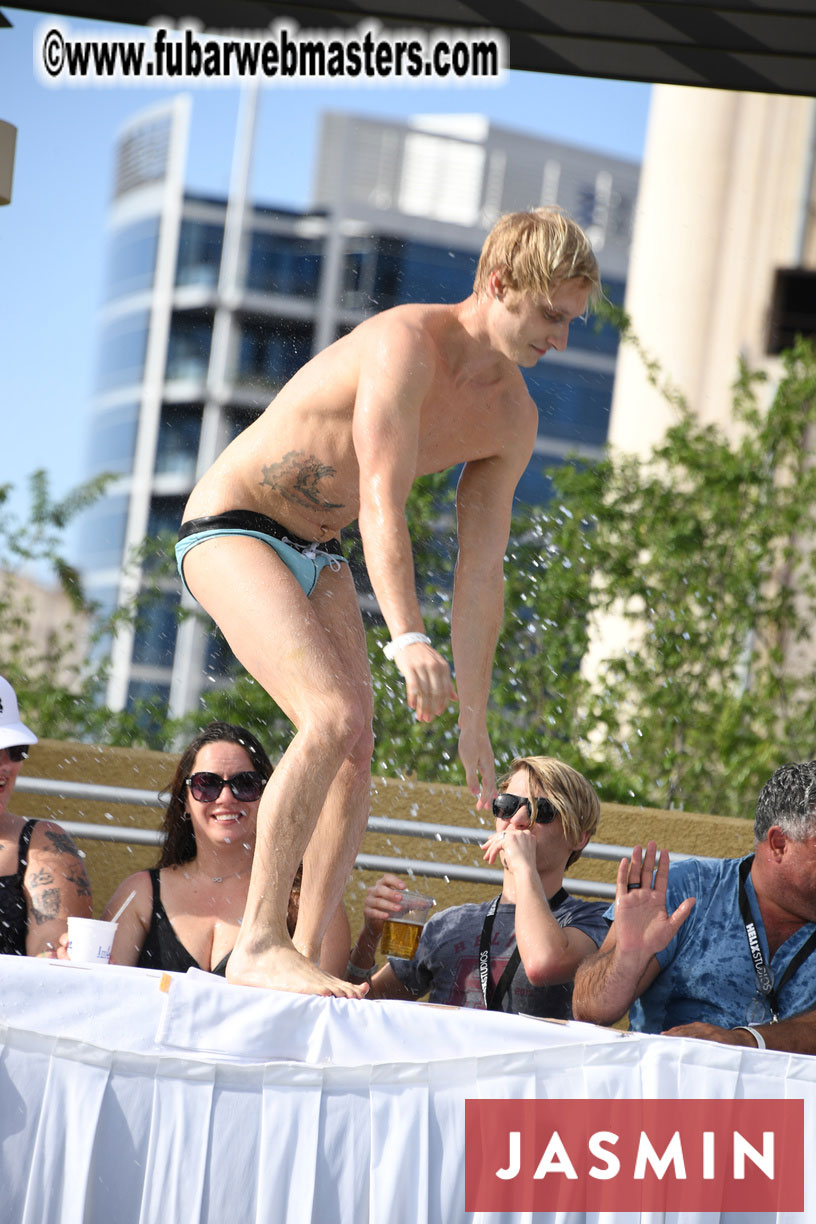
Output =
[{"x1": 110, "y1": 889, "x2": 137, "y2": 924}]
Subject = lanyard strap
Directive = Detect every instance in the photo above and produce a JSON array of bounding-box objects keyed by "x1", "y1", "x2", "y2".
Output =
[
  {"x1": 478, "y1": 888, "x2": 568, "y2": 1011},
  {"x1": 738, "y1": 855, "x2": 816, "y2": 1021}
]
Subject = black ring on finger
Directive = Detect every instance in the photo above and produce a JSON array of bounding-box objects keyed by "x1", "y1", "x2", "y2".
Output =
[{"x1": 627, "y1": 882, "x2": 642, "y2": 891}]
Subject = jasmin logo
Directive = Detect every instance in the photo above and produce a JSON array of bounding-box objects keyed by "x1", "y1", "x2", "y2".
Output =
[{"x1": 465, "y1": 1099, "x2": 803, "y2": 1212}]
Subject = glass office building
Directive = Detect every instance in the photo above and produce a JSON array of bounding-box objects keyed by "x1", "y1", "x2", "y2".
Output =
[{"x1": 81, "y1": 101, "x2": 638, "y2": 717}]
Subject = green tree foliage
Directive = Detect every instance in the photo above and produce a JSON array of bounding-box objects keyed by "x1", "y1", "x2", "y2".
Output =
[
  {"x1": 498, "y1": 335, "x2": 816, "y2": 817},
  {"x1": 1, "y1": 473, "x2": 181, "y2": 747},
  {"x1": 1, "y1": 470, "x2": 117, "y2": 740}
]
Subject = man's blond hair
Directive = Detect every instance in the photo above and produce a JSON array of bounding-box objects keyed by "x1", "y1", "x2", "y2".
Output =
[
  {"x1": 497, "y1": 755, "x2": 601, "y2": 869},
  {"x1": 474, "y1": 207, "x2": 601, "y2": 305}
]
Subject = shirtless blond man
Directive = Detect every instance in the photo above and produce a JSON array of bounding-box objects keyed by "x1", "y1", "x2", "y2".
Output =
[{"x1": 176, "y1": 207, "x2": 601, "y2": 996}]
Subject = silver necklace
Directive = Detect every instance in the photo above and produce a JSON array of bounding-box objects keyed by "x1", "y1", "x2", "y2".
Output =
[{"x1": 201, "y1": 868, "x2": 245, "y2": 884}]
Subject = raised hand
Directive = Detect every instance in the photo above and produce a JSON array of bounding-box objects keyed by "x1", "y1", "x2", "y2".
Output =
[
  {"x1": 614, "y1": 841, "x2": 696, "y2": 958},
  {"x1": 481, "y1": 825, "x2": 537, "y2": 871}
]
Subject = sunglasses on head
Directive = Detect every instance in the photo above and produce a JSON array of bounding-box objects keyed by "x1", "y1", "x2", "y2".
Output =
[
  {"x1": 492, "y1": 792, "x2": 560, "y2": 825},
  {"x1": 185, "y1": 770, "x2": 266, "y2": 803},
  {"x1": 3, "y1": 745, "x2": 29, "y2": 763}
]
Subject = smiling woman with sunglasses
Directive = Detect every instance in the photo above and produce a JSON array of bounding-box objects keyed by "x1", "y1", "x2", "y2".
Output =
[
  {"x1": 0, "y1": 675, "x2": 93, "y2": 957},
  {"x1": 101, "y1": 721, "x2": 350, "y2": 976}
]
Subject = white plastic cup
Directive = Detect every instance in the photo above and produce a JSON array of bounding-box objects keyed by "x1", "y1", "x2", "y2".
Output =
[{"x1": 66, "y1": 917, "x2": 118, "y2": 965}]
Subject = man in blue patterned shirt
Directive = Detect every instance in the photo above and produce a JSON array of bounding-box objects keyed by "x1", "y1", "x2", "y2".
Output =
[{"x1": 572, "y1": 762, "x2": 816, "y2": 1050}]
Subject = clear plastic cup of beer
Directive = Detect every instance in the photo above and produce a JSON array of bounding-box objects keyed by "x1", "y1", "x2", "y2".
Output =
[{"x1": 380, "y1": 889, "x2": 435, "y2": 959}]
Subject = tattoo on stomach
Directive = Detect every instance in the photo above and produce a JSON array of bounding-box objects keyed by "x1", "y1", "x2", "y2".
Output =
[{"x1": 259, "y1": 450, "x2": 344, "y2": 512}]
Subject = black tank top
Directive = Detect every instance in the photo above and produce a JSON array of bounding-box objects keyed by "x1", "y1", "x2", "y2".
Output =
[
  {"x1": 136, "y1": 868, "x2": 230, "y2": 976},
  {"x1": 0, "y1": 819, "x2": 37, "y2": 956}
]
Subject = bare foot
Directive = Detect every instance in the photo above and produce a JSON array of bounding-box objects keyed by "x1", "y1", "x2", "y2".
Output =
[{"x1": 226, "y1": 942, "x2": 368, "y2": 998}]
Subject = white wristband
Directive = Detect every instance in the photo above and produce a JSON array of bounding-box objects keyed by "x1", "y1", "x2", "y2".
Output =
[
  {"x1": 732, "y1": 1024, "x2": 766, "y2": 1049},
  {"x1": 346, "y1": 959, "x2": 375, "y2": 982},
  {"x1": 383, "y1": 632, "x2": 431, "y2": 662}
]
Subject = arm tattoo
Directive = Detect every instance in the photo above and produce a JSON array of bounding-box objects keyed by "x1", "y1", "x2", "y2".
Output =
[
  {"x1": 64, "y1": 868, "x2": 92, "y2": 898},
  {"x1": 34, "y1": 828, "x2": 92, "y2": 900},
  {"x1": 30, "y1": 886, "x2": 61, "y2": 925},
  {"x1": 44, "y1": 829, "x2": 79, "y2": 856},
  {"x1": 27, "y1": 867, "x2": 55, "y2": 888},
  {"x1": 259, "y1": 450, "x2": 344, "y2": 511}
]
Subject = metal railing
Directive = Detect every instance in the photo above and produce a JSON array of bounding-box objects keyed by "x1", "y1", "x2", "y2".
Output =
[{"x1": 16, "y1": 775, "x2": 714, "y2": 900}]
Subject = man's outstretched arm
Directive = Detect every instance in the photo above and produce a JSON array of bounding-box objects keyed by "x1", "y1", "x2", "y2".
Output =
[
  {"x1": 352, "y1": 317, "x2": 456, "y2": 723},
  {"x1": 572, "y1": 842, "x2": 695, "y2": 1025},
  {"x1": 452, "y1": 430, "x2": 535, "y2": 807}
]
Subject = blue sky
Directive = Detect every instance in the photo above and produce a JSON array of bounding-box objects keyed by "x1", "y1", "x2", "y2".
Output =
[{"x1": 1, "y1": 7, "x2": 651, "y2": 536}]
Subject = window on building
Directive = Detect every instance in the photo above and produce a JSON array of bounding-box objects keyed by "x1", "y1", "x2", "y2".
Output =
[
  {"x1": 125, "y1": 680, "x2": 171, "y2": 740},
  {"x1": 235, "y1": 316, "x2": 313, "y2": 391},
  {"x1": 142, "y1": 494, "x2": 187, "y2": 577},
  {"x1": 176, "y1": 219, "x2": 223, "y2": 288},
  {"x1": 77, "y1": 494, "x2": 129, "y2": 571},
  {"x1": 131, "y1": 590, "x2": 180, "y2": 667},
  {"x1": 342, "y1": 237, "x2": 476, "y2": 311},
  {"x1": 105, "y1": 217, "x2": 160, "y2": 300},
  {"x1": 87, "y1": 402, "x2": 139, "y2": 477},
  {"x1": 83, "y1": 583, "x2": 120, "y2": 665},
  {"x1": 204, "y1": 626, "x2": 236, "y2": 678},
  {"x1": 154, "y1": 404, "x2": 203, "y2": 479},
  {"x1": 166, "y1": 311, "x2": 213, "y2": 382},
  {"x1": 564, "y1": 277, "x2": 626, "y2": 356},
  {"x1": 96, "y1": 313, "x2": 150, "y2": 392},
  {"x1": 147, "y1": 495, "x2": 188, "y2": 539},
  {"x1": 342, "y1": 249, "x2": 368, "y2": 300},
  {"x1": 246, "y1": 231, "x2": 323, "y2": 297},
  {"x1": 224, "y1": 405, "x2": 262, "y2": 445},
  {"x1": 513, "y1": 455, "x2": 561, "y2": 507},
  {"x1": 525, "y1": 365, "x2": 613, "y2": 446}
]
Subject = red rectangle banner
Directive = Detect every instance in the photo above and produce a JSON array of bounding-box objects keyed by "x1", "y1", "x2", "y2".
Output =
[{"x1": 465, "y1": 1098, "x2": 804, "y2": 1213}]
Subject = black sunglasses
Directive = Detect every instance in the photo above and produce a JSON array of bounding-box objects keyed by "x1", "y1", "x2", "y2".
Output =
[
  {"x1": 185, "y1": 770, "x2": 266, "y2": 803},
  {"x1": 3, "y1": 745, "x2": 29, "y2": 763},
  {"x1": 492, "y1": 792, "x2": 559, "y2": 825}
]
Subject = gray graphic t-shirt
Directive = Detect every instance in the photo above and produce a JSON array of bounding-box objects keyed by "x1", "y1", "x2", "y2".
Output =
[{"x1": 388, "y1": 894, "x2": 609, "y2": 1017}]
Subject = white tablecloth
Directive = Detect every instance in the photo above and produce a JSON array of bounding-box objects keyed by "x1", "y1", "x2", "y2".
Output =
[{"x1": 1, "y1": 956, "x2": 814, "y2": 1223}]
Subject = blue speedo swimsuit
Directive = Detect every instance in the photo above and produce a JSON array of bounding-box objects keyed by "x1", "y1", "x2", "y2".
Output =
[{"x1": 175, "y1": 509, "x2": 347, "y2": 598}]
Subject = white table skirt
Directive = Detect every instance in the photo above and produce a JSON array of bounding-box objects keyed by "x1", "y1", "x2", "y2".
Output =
[{"x1": 1, "y1": 956, "x2": 815, "y2": 1224}]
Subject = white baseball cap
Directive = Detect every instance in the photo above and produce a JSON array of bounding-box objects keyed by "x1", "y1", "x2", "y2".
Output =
[{"x1": 0, "y1": 676, "x2": 38, "y2": 750}]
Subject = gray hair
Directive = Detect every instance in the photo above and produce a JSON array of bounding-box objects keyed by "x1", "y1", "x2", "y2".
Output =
[{"x1": 754, "y1": 762, "x2": 816, "y2": 842}]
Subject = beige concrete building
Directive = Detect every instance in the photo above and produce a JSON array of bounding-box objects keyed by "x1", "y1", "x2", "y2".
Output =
[
  {"x1": 0, "y1": 571, "x2": 89, "y2": 685},
  {"x1": 582, "y1": 85, "x2": 816, "y2": 681},
  {"x1": 608, "y1": 85, "x2": 816, "y2": 455}
]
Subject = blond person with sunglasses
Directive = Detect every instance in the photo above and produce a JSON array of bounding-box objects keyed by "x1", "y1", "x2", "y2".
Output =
[
  {"x1": 347, "y1": 757, "x2": 608, "y2": 1016},
  {"x1": 0, "y1": 676, "x2": 92, "y2": 957},
  {"x1": 102, "y1": 722, "x2": 349, "y2": 976}
]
